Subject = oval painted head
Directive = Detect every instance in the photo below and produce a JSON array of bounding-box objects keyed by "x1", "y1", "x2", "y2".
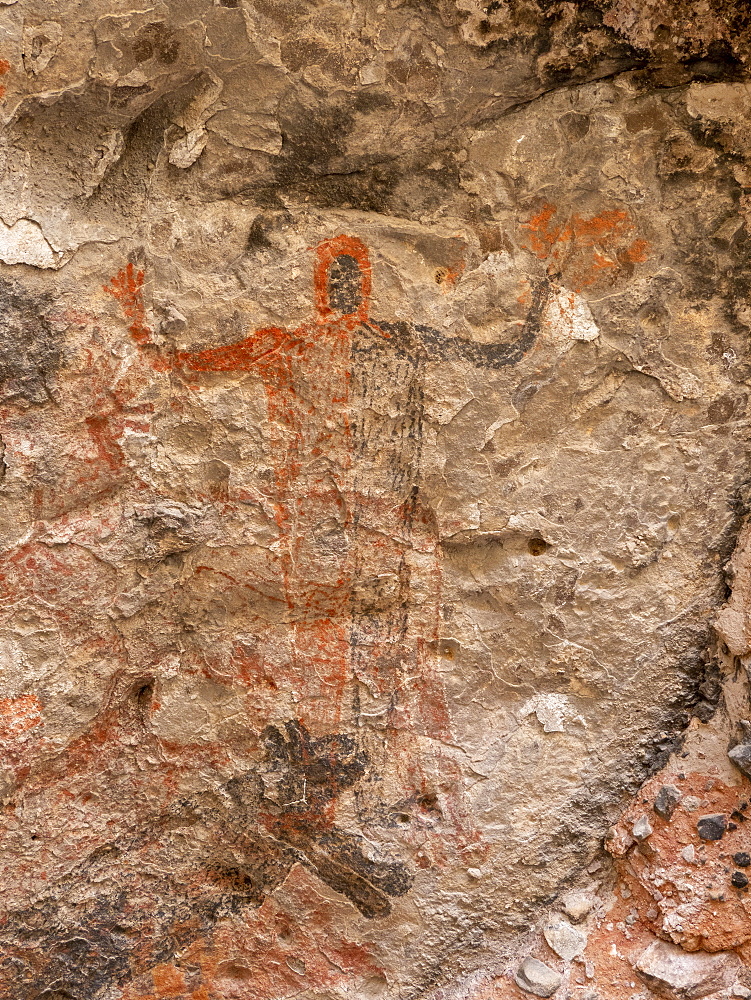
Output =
[{"x1": 314, "y1": 235, "x2": 372, "y2": 324}]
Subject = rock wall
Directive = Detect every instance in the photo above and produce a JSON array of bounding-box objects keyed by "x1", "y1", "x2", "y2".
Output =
[{"x1": 0, "y1": 1, "x2": 750, "y2": 998}]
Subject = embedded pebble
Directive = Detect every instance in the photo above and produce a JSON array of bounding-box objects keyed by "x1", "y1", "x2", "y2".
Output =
[
  {"x1": 514, "y1": 957, "x2": 563, "y2": 998},
  {"x1": 543, "y1": 918, "x2": 587, "y2": 961},
  {"x1": 696, "y1": 813, "x2": 727, "y2": 841},
  {"x1": 728, "y1": 742, "x2": 751, "y2": 779},
  {"x1": 632, "y1": 815, "x2": 653, "y2": 841},
  {"x1": 561, "y1": 890, "x2": 594, "y2": 922},
  {"x1": 634, "y1": 939, "x2": 739, "y2": 998},
  {"x1": 654, "y1": 784, "x2": 682, "y2": 820}
]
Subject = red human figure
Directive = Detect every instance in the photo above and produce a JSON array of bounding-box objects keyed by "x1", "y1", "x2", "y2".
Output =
[
  {"x1": 169, "y1": 236, "x2": 483, "y2": 854},
  {"x1": 173, "y1": 236, "x2": 376, "y2": 730},
  {"x1": 0, "y1": 236, "x2": 550, "y2": 997},
  {"x1": 105, "y1": 236, "x2": 539, "y2": 851}
]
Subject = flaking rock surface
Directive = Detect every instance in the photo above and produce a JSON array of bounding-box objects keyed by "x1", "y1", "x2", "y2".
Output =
[{"x1": 1, "y1": 1, "x2": 751, "y2": 998}]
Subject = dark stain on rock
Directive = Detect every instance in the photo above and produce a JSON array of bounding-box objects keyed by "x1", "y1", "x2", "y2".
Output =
[
  {"x1": 688, "y1": 655, "x2": 723, "y2": 722},
  {"x1": 237, "y1": 93, "x2": 463, "y2": 218},
  {"x1": 327, "y1": 254, "x2": 365, "y2": 314},
  {"x1": 0, "y1": 713, "x2": 411, "y2": 998},
  {"x1": 245, "y1": 212, "x2": 280, "y2": 251},
  {"x1": 656, "y1": 644, "x2": 719, "y2": 739},
  {"x1": 0, "y1": 281, "x2": 60, "y2": 407},
  {"x1": 132, "y1": 22, "x2": 180, "y2": 66},
  {"x1": 707, "y1": 394, "x2": 737, "y2": 424}
]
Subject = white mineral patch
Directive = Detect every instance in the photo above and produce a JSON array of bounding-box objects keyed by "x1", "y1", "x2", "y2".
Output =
[
  {"x1": 543, "y1": 286, "x2": 600, "y2": 344},
  {"x1": 0, "y1": 218, "x2": 58, "y2": 268},
  {"x1": 520, "y1": 693, "x2": 580, "y2": 733}
]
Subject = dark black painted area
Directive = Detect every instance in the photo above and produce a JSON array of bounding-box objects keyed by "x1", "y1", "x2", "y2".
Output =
[{"x1": 0, "y1": 719, "x2": 412, "y2": 999}]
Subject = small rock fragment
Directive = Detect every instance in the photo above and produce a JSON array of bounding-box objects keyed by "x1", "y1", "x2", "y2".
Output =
[
  {"x1": 543, "y1": 918, "x2": 587, "y2": 961},
  {"x1": 605, "y1": 824, "x2": 634, "y2": 856},
  {"x1": 632, "y1": 815, "x2": 653, "y2": 841},
  {"x1": 654, "y1": 784, "x2": 682, "y2": 820},
  {"x1": 696, "y1": 814, "x2": 726, "y2": 841},
  {"x1": 733, "y1": 851, "x2": 751, "y2": 867},
  {"x1": 634, "y1": 939, "x2": 739, "y2": 999},
  {"x1": 732, "y1": 984, "x2": 751, "y2": 998},
  {"x1": 728, "y1": 742, "x2": 751, "y2": 780},
  {"x1": 286, "y1": 955, "x2": 306, "y2": 976},
  {"x1": 561, "y1": 890, "x2": 594, "y2": 922},
  {"x1": 22, "y1": 21, "x2": 63, "y2": 75},
  {"x1": 169, "y1": 128, "x2": 208, "y2": 169},
  {"x1": 514, "y1": 957, "x2": 563, "y2": 997},
  {"x1": 681, "y1": 845, "x2": 695, "y2": 863},
  {"x1": 731, "y1": 871, "x2": 749, "y2": 889}
]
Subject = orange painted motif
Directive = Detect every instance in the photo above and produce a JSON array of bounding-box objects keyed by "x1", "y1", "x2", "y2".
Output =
[
  {"x1": 522, "y1": 201, "x2": 651, "y2": 291},
  {"x1": 313, "y1": 233, "x2": 372, "y2": 322},
  {"x1": 42, "y1": 270, "x2": 163, "y2": 500},
  {"x1": 0, "y1": 695, "x2": 42, "y2": 744},
  {"x1": 0, "y1": 58, "x2": 9, "y2": 100},
  {"x1": 104, "y1": 262, "x2": 152, "y2": 345}
]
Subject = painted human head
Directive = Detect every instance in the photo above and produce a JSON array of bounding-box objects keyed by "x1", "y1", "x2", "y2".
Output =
[{"x1": 314, "y1": 235, "x2": 371, "y2": 323}]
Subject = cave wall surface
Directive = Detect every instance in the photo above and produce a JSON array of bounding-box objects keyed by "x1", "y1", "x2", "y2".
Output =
[{"x1": 1, "y1": 1, "x2": 751, "y2": 998}]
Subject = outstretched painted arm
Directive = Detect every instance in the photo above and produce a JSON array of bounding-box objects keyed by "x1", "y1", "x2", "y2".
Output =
[
  {"x1": 415, "y1": 281, "x2": 547, "y2": 370},
  {"x1": 416, "y1": 322, "x2": 536, "y2": 369},
  {"x1": 175, "y1": 327, "x2": 288, "y2": 373},
  {"x1": 370, "y1": 283, "x2": 546, "y2": 371},
  {"x1": 105, "y1": 263, "x2": 288, "y2": 374}
]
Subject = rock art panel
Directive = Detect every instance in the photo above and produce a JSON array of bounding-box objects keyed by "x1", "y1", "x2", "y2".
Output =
[{"x1": 1, "y1": 1, "x2": 751, "y2": 998}]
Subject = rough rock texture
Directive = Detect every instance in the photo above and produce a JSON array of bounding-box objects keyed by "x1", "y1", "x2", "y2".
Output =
[{"x1": 1, "y1": 1, "x2": 751, "y2": 998}]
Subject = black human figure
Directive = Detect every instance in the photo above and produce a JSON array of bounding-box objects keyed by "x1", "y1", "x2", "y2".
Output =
[{"x1": 0, "y1": 695, "x2": 411, "y2": 999}]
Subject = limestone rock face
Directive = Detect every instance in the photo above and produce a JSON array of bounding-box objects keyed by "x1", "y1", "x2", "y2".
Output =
[
  {"x1": 1, "y1": 2, "x2": 751, "y2": 998},
  {"x1": 634, "y1": 940, "x2": 739, "y2": 999}
]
